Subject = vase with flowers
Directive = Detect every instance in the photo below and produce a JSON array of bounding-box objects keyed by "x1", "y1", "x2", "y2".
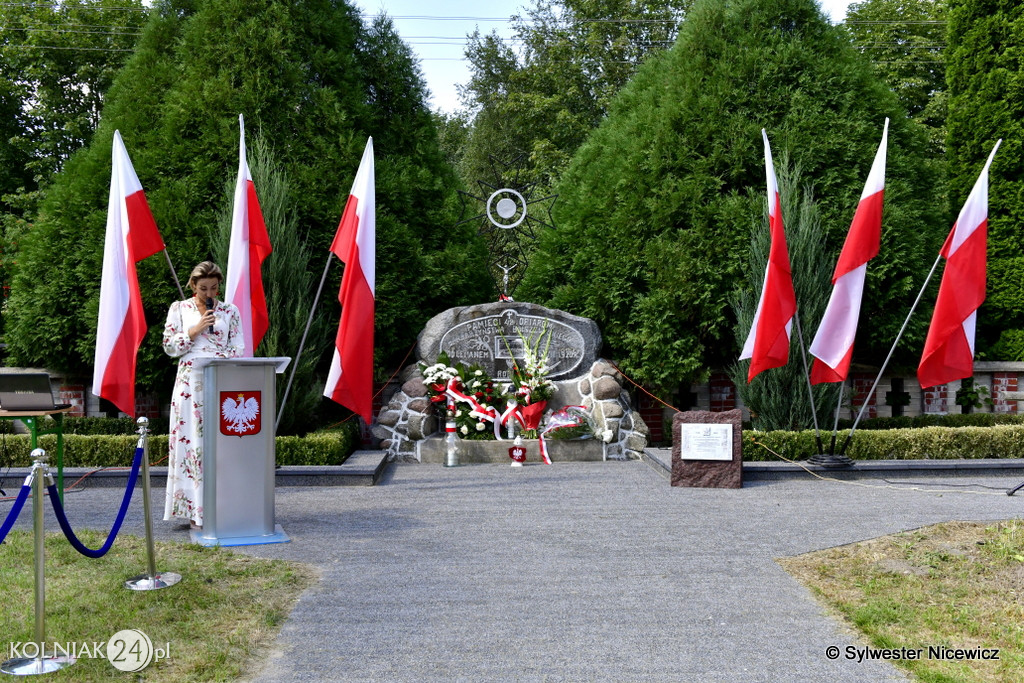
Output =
[{"x1": 499, "y1": 321, "x2": 556, "y2": 438}]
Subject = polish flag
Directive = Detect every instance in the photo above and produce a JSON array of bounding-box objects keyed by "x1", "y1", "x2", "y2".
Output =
[
  {"x1": 225, "y1": 114, "x2": 272, "y2": 356},
  {"x1": 92, "y1": 131, "x2": 166, "y2": 416},
  {"x1": 324, "y1": 138, "x2": 375, "y2": 422},
  {"x1": 918, "y1": 140, "x2": 1001, "y2": 389},
  {"x1": 740, "y1": 130, "x2": 797, "y2": 382},
  {"x1": 809, "y1": 119, "x2": 889, "y2": 384}
]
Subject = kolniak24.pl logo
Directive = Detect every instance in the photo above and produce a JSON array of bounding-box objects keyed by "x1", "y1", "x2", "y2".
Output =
[{"x1": 9, "y1": 629, "x2": 170, "y2": 672}]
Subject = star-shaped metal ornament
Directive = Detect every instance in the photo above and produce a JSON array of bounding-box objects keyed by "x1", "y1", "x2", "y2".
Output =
[{"x1": 457, "y1": 154, "x2": 557, "y2": 300}]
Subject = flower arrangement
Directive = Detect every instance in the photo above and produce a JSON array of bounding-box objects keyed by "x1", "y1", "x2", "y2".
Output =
[
  {"x1": 541, "y1": 406, "x2": 596, "y2": 440},
  {"x1": 498, "y1": 321, "x2": 556, "y2": 438},
  {"x1": 419, "y1": 352, "x2": 505, "y2": 440}
]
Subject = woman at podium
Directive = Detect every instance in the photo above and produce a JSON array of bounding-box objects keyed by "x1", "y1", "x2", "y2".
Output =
[{"x1": 161, "y1": 261, "x2": 244, "y2": 530}]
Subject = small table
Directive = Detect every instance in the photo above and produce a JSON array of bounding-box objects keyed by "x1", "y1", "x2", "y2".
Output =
[{"x1": 0, "y1": 407, "x2": 74, "y2": 501}]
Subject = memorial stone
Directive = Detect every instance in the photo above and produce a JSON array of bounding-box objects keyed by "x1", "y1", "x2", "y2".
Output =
[
  {"x1": 376, "y1": 302, "x2": 648, "y2": 462},
  {"x1": 671, "y1": 410, "x2": 742, "y2": 488},
  {"x1": 417, "y1": 302, "x2": 601, "y2": 381}
]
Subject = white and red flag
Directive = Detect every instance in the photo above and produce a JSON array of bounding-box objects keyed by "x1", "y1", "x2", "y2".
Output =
[
  {"x1": 324, "y1": 138, "x2": 375, "y2": 422},
  {"x1": 740, "y1": 129, "x2": 797, "y2": 382},
  {"x1": 92, "y1": 130, "x2": 166, "y2": 416},
  {"x1": 918, "y1": 140, "x2": 1001, "y2": 389},
  {"x1": 809, "y1": 119, "x2": 889, "y2": 384},
  {"x1": 225, "y1": 114, "x2": 272, "y2": 356}
]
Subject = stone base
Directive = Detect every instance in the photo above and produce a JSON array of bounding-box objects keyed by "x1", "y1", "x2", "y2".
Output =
[
  {"x1": 418, "y1": 437, "x2": 607, "y2": 464},
  {"x1": 671, "y1": 410, "x2": 743, "y2": 488}
]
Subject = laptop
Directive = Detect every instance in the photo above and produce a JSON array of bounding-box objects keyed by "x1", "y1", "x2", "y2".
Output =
[{"x1": 0, "y1": 373, "x2": 70, "y2": 411}]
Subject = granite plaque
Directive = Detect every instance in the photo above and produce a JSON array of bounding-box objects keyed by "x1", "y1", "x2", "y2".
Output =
[
  {"x1": 671, "y1": 410, "x2": 742, "y2": 489},
  {"x1": 418, "y1": 302, "x2": 601, "y2": 381}
]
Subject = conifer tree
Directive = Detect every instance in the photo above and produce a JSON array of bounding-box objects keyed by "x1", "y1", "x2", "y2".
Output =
[
  {"x1": 5, "y1": 0, "x2": 483, "y2": 402},
  {"x1": 946, "y1": 0, "x2": 1024, "y2": 358},
  {"x1": 730, "y1": 157, "x2": 841, "y2": 431},
  {"x1": 519, "y1": 0, "x2": 944, "y2": 392}
]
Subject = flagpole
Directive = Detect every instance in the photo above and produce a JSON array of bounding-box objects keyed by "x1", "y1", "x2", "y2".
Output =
[
  {"x1": 828, "y1": 382, "x2": 844, "y2": 453},
  {"x1": 162, "y1": 249, "x2": 186, "y2": 301},
  {"x1": 276, "y1": 253, "x2": 334, "y2": 431},
  {"x1": 838, "y1": 252, "x2": 944, "y2": 456},
  {"x1": 792, "y1": 309, "x2": 824, "y2": 454}
]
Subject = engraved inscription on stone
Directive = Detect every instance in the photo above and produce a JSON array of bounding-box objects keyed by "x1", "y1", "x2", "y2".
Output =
[
  {"x1": 679, "y1": 423, "x2": 733, "y2": 461},
  {"x1": 439, "y1": 309, "x2": 586, "y2": 380}
]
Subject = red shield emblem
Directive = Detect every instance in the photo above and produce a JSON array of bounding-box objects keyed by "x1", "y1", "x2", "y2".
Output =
[
  {"x1": 219, "y1": 391, "x2": 262, "y2": 437},
  {"x1": 509, "y1": 445, "x2": 527, "y2": 463}
]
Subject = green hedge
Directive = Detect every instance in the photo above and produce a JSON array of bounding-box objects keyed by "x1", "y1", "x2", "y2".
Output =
[
  {"x1": 0, "y1": 416, "x2": 169, "y2": 436},
  {"x1": 836, "y1": 413, "x2": 1024, "y2": 430},
  {"x1": 60, "y1": 416, "x2": 171, "y2": 435},
  {"x1": 743, "y1": 425, "x2": 1024, "y2": 461},
  {"x1": 0, "y1": 425, "x2": 359, "y2": 468}
]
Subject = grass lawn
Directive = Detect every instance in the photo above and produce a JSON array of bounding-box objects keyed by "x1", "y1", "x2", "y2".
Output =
[
  {"x1": 1, "y1": 530, "x2": 316, "y2": 681},
  {"x1": 779, "y1": 520, "x2": 1024, "y2": 682}
]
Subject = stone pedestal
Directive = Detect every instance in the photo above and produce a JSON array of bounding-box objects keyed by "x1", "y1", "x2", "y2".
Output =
[
  {"x1": 418, "y1": 437, "x2": 606, "y2": 464},
  {"x1": 671, "y1": 410, "x2": 742, "y2": 489}
]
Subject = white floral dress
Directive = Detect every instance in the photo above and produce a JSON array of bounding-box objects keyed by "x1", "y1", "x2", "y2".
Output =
[{"x1": 162, "y1": 298, "x2": 244, "y2": 525}]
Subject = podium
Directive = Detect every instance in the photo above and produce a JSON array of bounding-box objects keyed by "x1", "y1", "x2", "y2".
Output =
[{"x1": 191, "y1": 357, "x2": 291, "y2": 547}]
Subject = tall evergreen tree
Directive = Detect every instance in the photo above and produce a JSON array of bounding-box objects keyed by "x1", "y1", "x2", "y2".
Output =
[
  {"x1": 213, "y1": 132, "x2": 328, "y2": 434},
  {"x1": 946, "y1": 0, "x2": 1024, "y2": 359},
  {"x1": 4, "y1": 0, "x2": 483, "y2": 404},
  {"x1": 519, "y1": 0, "x2": 945, "y2": 392}
]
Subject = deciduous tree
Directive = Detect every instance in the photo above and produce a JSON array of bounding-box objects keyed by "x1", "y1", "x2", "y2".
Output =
[
  {"x1": 845, "y1": 0, "x2": 948, "y2": 154},
  {"x1": 459, "y1": 0, "x2": 691, "y2": 193}
]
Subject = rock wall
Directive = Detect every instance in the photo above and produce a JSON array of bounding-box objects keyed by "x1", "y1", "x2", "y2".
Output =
[
  {"x1": 373, "y1": 301, "x2": 648, "y2": 462},
  {"x1": 576, "y1": 360, "x2": 649, "y2": 460},
  {"x1": 373, "y1": 359, "x2": 648, "y2": 462}
]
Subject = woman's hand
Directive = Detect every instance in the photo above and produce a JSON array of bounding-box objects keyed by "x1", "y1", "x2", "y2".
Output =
[{"x1": 188, "y1": 309, "x2": 216, "y2": 339}]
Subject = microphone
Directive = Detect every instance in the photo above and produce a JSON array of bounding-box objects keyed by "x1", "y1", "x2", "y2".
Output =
[{"x1": 206, "y1": 297, "x2": 214, "y2": 334}]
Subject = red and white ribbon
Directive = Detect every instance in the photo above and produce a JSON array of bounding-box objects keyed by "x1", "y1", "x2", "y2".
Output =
[{"x1": 538, "y1": 435, "x2": 551, "y2": 465}]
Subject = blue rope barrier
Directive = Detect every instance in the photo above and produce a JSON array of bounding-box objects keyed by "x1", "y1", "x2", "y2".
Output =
[
  {"x1": 0, "y1": 481, "x2": 32, "y2": 545},
  {"x1": 47, "y1": 446, "x2": 143, "y2": 559}
]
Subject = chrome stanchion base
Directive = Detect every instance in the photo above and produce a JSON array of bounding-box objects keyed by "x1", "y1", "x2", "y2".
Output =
[
  {"x1": 124, "y1": 571, "x2": 182, "y2": 591},
  {"x1": 1, "y1": 655, "x2": 75, "y2": 675}
]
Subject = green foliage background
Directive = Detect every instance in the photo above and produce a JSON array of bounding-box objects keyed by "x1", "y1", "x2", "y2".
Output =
[
  {"x1": 1, "y1": 0, "x2": 149, "y2": 336},
  {"x1": 519, "y1": 0, "x2": 946, "y2": 392},
  {"x1": 730, "y1": 157, "x2": 842, "y2": 431},
  {"x1": 458, "y1": 0, "x2": 691, "y2": 194},
  {"x1": 3, "y1": 0, "x2": 486, "y2": 407},
  {"x1": 845, "y1": 0, "x2": 948, "y2": 155},
  {"x1": 946, "y1": 0, "x2": 1024, "y2": 360}
]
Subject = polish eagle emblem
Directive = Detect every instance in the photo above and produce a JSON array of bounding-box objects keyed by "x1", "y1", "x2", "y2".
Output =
[{"x1": 219, "y1": 391, "x2": 261, "y2": 436}]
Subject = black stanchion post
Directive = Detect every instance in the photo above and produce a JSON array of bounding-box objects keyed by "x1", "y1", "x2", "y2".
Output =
[
  {"x1": 1, "y1": 449, "x2": 75, "y2": 675},
  {"x1": 124, "y1": 418, "x2": 181, "y2": 591}
]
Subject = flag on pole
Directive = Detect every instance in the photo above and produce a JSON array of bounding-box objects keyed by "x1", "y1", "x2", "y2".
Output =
[
  {"x1": 92, "y1": 131, "x2": 165, "y2": 416},
  {"x1": 918, "y1": 140, "x2": 1001, "y2": 389},
  {"x1": 809, "y1": 119, "x2": 889, "y2": 384},
  {"x1": 324, "y1": 138, "x2": 375, "y2": 422},
  {"x1": 740, "y1": 129, "x2": 797, "y2": 382},
  {"x1": 225, "y1": 114, "x2": 272, "y2": 357}
]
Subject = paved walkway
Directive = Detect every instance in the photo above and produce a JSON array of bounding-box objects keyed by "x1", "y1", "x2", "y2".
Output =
[{"x1": 5, "y1": 458, "x2": 1024, "y2": 681}]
